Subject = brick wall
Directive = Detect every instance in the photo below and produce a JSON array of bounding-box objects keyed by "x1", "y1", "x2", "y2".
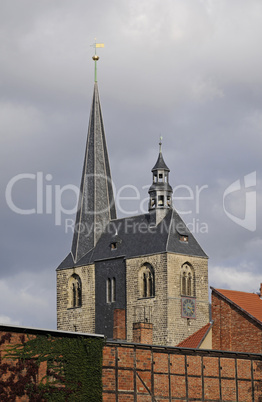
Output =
[
  {"x1": 113, "y1": 309, "x2": 126, "y2": 340},
  {"x1": 1, "y1": 327, "x2": 262, "y2": 401},
  {"x1": 212, "y1": 292, "x2": 262, "y2": 353},
  {"x1": 102, "y1": 341, "x2": 262, "y2": 401},
  {"x1": 0, "y1": 326, "x2": 104, "y2": 401},
  {"x1": 133, "y1": 323, "x2": 153, "y2": 344}
]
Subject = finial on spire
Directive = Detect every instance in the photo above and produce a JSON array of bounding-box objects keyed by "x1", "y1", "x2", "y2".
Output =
[
  {"x1": 159, "y1": 136, "x2": 163, "y2": 153},
  {"x1": 91, "y1": 38, "x2": 104, "y2": 82}
]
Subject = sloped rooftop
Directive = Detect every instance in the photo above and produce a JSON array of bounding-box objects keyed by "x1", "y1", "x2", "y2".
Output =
[
  {"x1": 176, "y1": 322, "x2": 212, "y2": 348},
  {"x1": 211, "y1": 287, "x2": 262, "y2": 325},
  {"x1": 57, "y1": 209, "x2": 208, "y2": 270}
]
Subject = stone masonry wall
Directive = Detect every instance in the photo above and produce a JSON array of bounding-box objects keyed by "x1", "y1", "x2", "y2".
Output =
[
  {"x1": 126, "y1": 252, "x2": 209, "y2": 347},
  {"x1": 167, "y1": 253, "x2": 209, "y2": 346},
  {"x1": 56, "y1": 264, "x2": 95, "y2": 333},
  {"x1": 126, "y1": 253, "x2": 168, "y2": 345},
  {"x1": 212, "y1": 292, "x2": 262, "y2": 354}
]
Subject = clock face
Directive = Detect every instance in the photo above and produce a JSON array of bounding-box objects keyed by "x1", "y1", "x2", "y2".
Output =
[{"x1": 181, "y1": 297, "x2": 196, "y2": 319}]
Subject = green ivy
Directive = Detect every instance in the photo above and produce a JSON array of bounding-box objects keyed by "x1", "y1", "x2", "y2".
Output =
[{"x1": 2, "y1": 333, "x2": 104, "y2": 401}]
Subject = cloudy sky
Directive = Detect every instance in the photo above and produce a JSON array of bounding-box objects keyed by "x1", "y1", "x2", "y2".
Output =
[{"x1": 1, "y1": 0, "x2": 261, "y2": 330}]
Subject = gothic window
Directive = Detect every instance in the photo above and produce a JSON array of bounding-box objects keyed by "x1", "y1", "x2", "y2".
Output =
[
  {"x1": 181, "y1": 263, "x2": 194, "y2": 297},
  {"x1": 139, "y1": 264, "x2": 155, "y2": 298},
  {"x1": 107, "y1": 277, "x2": 116, "y2": 303},
  {"x1": 68, "y1": 274, "x2": 82, "y2": 308}
]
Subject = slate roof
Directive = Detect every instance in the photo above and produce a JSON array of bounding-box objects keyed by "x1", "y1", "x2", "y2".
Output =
[
  {"x1": 152, "y1": 151, "x2": 170, "y2": 171},
  {"x1": 211, "y1": 288, "x2": 262, "y2": 326},
  {"x1": 57, "y1": 208, "x2": 208, "y2": 270},
  {"x1": 176, "y1": 322, "x2": 212, "y2": 348},
  {"x1": 71, "y1": 82, "x2": 116, "y2": 264}
]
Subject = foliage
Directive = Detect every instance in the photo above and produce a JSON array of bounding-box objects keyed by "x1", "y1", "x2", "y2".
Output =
[{"x1": 0, "y1": 332, "x2": 103, "y2": 401}]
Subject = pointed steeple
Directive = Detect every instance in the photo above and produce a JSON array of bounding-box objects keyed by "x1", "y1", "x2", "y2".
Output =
[
  {"x1": 148, "y1": 139, "x2": 173, "y2": 224},
  {"x1": 71, "y1": 82, "x2": 117, "y2": 263}
]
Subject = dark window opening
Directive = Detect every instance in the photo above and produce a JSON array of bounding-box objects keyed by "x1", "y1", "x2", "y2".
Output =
[
  {"x1": 69, "y1": 274, "x2": 82, "y2": 309},
  {"x1": 181, "y1": 264, "x2": 194, "y2": 297},
  {"x1": 72, "y1": 283, "x2": 76, "y2": 307},
  {"x1": 107, "y1": 278, "x2": 111, "y2": 303},
  {"x1": 187, "y1": 273, "x2": 192, "y2": 296},
  {"x1": 111, "y1": 242, "x2": 117, "y2": 250},
  {"x1": 107, "y1": 277, "x2": 116, "y2": 303},
  {"x1": 159, "y1": 173, "x2": 163, "y2": 182},
  {"x1": 180, "y1": 235, "x2": 188, "y2": 242},
  {"x1": 143, "y1": 272, "x2": 147, "y2": 298},
  {"x1": 77, "y1": 282, "x2": 81, "y2": 307},
  {"x1": 182, "y1": 272, "x2": 187, "y2": 295},
  {"x1": 112, "y1": 277, "x2": 116, "y2": 302},
  {"x1": 158, "y1": 195, "x2": 164, "y2": 206},
  {"x1": 140, "y1": 264, "x2": 155, "y2": 298}
]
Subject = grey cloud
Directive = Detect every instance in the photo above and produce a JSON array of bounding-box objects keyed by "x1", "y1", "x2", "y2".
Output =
[{"x1": 1, "y1": 0, "x2": 261, "y2": 328}]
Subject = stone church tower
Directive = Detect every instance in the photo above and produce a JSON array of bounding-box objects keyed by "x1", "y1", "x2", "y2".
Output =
[{"x1": 57, "y1": 57, "x2": 209, "y2": 346}]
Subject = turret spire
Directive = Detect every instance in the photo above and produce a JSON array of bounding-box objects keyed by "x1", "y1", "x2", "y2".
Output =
[
  {"x1": 71, "y1": 61, "x2": 116, "y2": 263},
  {"x1": 148, "y1": 141, "x2": 173, "y2": 224}
]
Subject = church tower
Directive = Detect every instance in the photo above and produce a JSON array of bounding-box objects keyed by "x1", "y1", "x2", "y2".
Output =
[{"x1": 56, "y1": 53, "x2": 209, "y2": 346}]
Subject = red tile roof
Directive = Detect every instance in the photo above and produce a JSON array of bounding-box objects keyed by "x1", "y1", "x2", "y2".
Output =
[
  {"x1": 177, "y1": 322, "x2": 212, "y2": 348},
  {"x1": 212, "y1": 288, "x2": 262, "y2": 325}
]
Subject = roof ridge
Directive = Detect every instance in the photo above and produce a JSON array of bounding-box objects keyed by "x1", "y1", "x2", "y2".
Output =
[
  {"x1": 211, "y1": 287, "x2": 262, "y2": 326},
  {"x1": 214, "y1": 287, "x2": 259, "y2": 295}
]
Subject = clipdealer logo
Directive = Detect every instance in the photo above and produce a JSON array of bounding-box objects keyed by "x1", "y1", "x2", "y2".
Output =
[
  {"x1": 4, "y1": 172, "x2": 209, "y2": 233},
  {"x1": 223, "y1": 171, "x2": 256, "y2": 232},
  {"x1": 5, "y1": 171, "x2": 257, "y2": 232}
]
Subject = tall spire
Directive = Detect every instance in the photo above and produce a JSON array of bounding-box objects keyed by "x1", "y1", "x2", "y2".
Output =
[{"x1": 71, "y1": 64, "x2": 116, "y2": 263}]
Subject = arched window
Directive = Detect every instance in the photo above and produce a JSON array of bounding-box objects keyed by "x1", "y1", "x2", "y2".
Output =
[
  {"x1": 139, "y1": 264, "x2": 155, "y2": 298},
  {"x1": 68, "y1": 274, "x2": 82, "y2": 308},
  {"x1": 181, "y1": 263, "x2": 194, "y2": 296}
]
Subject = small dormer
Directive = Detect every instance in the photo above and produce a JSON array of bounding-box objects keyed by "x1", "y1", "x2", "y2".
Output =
[{"x1": 110, "y1": 234, "x2": 122, "y2": 251}]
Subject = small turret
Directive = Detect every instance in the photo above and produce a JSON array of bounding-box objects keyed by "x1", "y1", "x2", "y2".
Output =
[{"x1": 148, "y1": 138, "x2": 173, "y2": 224}]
